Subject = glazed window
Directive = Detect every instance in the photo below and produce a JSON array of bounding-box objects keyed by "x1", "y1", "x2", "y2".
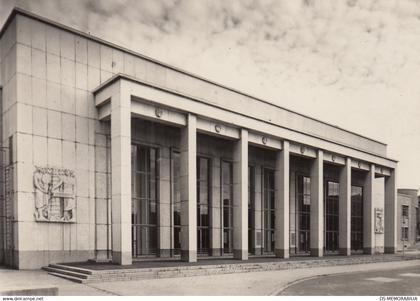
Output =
[
  {"x1": 325, "y1": 181, "x2": 339, "y2": 252},
  {"x1": 263, "y1": 169, "x2": 275, "y2": 253},
  {"x1": 351, "y1": 186, "x2": 363, "y2": 251},
  {"x1": 296, "y1": 175, "x2": 310, "y2": 253},
  {"x1": 222, "y1": 160, "x2": 233, "y2": 254},
  {"x1": 248, "y1": 166, "x2": 255, "y2": 254},
  {"x1": 197, "y1": 157, "x2": 210, "y2": 255},
  {"x1": 131, "y1": 145, "x2": 159, "y2": 256}
]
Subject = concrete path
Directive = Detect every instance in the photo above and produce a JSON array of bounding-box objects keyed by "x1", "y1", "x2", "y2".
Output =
[
  {"x1": 0, "y1": 267, "x2": 112, "y2": 296},
  {"x1": 2, "y1": 259, "x2": 420, "y2": 295},
  {"x1": 280, "y1": 264, "x2": 420, "y2": 295}
]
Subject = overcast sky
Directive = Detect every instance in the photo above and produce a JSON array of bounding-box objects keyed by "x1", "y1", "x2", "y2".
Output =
[{"x1": 1, "y1": 0, "x2": 419, "y2": 190}]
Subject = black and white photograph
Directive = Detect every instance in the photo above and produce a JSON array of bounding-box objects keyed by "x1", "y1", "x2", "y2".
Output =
[{"x1": 0, "y1": 0, "x2": 419, "y2": 298}]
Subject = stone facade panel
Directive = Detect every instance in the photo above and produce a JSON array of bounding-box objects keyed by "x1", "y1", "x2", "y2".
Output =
[
  {"x1": 75, "y1": 143, "x2": 89, "y2": 171},
  {"x1": 61, "y1": 58, "x2": 75, "y2": 87},
  {"x1": 33, "y1": 135, "x2": 48, "y2": 166},
  {"x1": 47, "y1": 138, "x2": 62, "y2": 167},
  {"x1": 60, "y1": 31, "x2": 75, "y2": 61},
  {"x1": 47, "y1": 110, "x2": 61, "y2": 139},
  {"x1": 75, "y1": 36, "x2": 87, "y2": 64},
  {"x1": 31, "y1": 48, "x2": 46, "y2": 80},
  {"x1": 75, "y1": 63, "x2": 88, "y2": 90},
  {"x1": 87, "y1": 40, "x2": 100, "y2": 68},
  {"x1": 31, "y1": 20, "x2": 46, "y2": 51},
  {"x1": 75, "y1": 116, "x2": 89, "y2": 144},
  {"x1": 61, "y1": 85, "x2": 75, "y2": 114},
  {"x1": 16, "y1": 73, "x2": 31, "y2": 105},
  {"x1": 46, "y1": 53, "x2": 60, "y2": 84},
  {"x1": 45, "y1": 25, "x2": 60, "y2": 55},
  {"x1": 62, "y1": 113, "x2": 76, "y2": 141},
  {"x1": 46, "y1": 81, "x2": 60, "y2": 111},
  {"x1": 16, "y1": 43, "x2": 31, "y2": 76},
  {"x1": 62, "y1": 141, "x2": 76, "y2": 170},
  {"x1": 76, "y1": 197, "x2": 90, "y2": 224},
  {"x1": 33, "y1": 107, "x2": 47, "y2": 136}
]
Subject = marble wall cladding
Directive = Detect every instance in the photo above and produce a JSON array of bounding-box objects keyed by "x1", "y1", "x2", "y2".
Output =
[{"x1": 0, "y1": 14, "x2": 116, "y2": 266}]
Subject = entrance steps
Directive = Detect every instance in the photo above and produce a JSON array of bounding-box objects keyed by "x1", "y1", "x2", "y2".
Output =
[{"x1": 43, "y1": 253, "x2": 420, "y2": 283}]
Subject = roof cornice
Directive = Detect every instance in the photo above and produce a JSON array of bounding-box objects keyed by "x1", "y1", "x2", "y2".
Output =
[{"x1": 0, "y1": 7, "x2": 388, "y2": 147}]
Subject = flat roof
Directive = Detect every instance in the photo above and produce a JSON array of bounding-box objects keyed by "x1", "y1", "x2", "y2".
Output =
[{"x1": 0, "y1": 7, "x2": 387, "y2": 147}]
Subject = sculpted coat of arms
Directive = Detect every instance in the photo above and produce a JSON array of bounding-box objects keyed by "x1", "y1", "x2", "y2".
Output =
[{"x1": 33, "y1": 167, "x2": 76, "y2": 222}]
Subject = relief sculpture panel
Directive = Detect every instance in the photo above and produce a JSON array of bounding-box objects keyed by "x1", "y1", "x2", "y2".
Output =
[
  {"x1": 34, "y1": 167, "x2": 76, "y2": 222},
  {"x1": 375, "y1": 207, "x2": 384, "y2": 234}
]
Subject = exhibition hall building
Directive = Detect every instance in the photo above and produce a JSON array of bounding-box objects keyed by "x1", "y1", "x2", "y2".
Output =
[{"x1": 0, "y1": 9, "x2": 398, "y2": 269}]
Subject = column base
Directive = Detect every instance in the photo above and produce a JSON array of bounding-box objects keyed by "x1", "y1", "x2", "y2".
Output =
[
  {"x1": 158, "y1": 249, "x2": 171, "y2": 258},
  {"x1": 363, "y1": 247, "x2": 375, "y2": 255},
  {"x1": 181, "y1": 250, "x2": 197, "y2": 262},
  {"x1": 211, "y1": 248, "x2": 222, "y2": 257},
  {"x1": 112, "y1": 251, "x2": 132, "y2": 265},
  {"x1": 384, "y1": 246, "x2": 397, "y2": 254},
  {"x1": 233, "y1": 249, "x2": 248, "y2": 260},
  {"x1": 310, "y1": 248, "x2": 323, "y2": 257},
  {"x1": 274, "y1": 248, "x2": 289, "y2": 259},
  {"x1": 252, "y1": 248, "x2": 262, "y2": 255},
  {"x1": 339, "y1": 248, "x2": 351, "y2": 256}
]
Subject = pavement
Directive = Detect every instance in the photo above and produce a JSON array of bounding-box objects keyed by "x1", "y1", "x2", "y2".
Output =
[
  {"x1": 279, "y1": 264, "x2": 420, "y2": 296},
  {"x1": 1, "y1": 258, "x2": 420, "y2": 295}
]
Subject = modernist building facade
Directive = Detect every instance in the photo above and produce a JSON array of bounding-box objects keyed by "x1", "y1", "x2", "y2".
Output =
[{"x1": 0, "y1": 8, "x2": 398, "y2": 269}]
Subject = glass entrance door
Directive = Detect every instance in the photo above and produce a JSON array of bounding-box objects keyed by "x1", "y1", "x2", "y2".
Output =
[
  {"x1": 248, "y1": 166, "x2": 255, "y2": 254},
  {"x1": 296, "y1": 175, "x2": 310, "y2": 253},
  {"x1": 131, "y1": 145, "x2": 159, "y2": 257},
  {"x1": 263, "y1": 169, "x2": 275, "y2": 253},
  {"x1": 172, "y1": 151, "x2": 181, "y2": 255},
  {"x1": 351, "y1": 186, "x2": 363, "y2": 251},
  {"x1": 325, "y1": 181, "x2": 339, "y2": 252},
  {"x1": 222, "y1": 160, "x2": 233, "y2": 254},
  {"x1": 197, "y1": 157, "x2": 210, "y2": 255}
]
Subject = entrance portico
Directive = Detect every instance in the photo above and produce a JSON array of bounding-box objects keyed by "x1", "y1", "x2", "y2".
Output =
[{"x1": 94, "y1": 76, "x2": 398, "y2": 265}]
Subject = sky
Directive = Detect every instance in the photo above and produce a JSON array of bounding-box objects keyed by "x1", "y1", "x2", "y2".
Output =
[{"x1": 0, "y1": 0, "x2": 419, "y2": 190}]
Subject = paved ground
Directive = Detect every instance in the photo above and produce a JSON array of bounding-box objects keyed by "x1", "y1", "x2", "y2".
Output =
[
  {"x1": 65, "y1": 253, "x2": 321, "y2": 270},
  {"x1": 279, "y1": 265, "x2": 420, "y2": 296},
  {"x1": 0, "y1": 267, "x2": 111, "y2": 296},
  {"x1": 2, "y1": 258, "x2": 420, "y2": 295}
]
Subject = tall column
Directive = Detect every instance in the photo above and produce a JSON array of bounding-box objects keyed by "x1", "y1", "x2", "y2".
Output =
[
  {"x1": 233, "y1": 129, "x2": 248, "y2": 260},
  {"x1": 363, "y1": 164, "x2": 375, "y2": 254},
  {"x1": 180, "y1": 114, "x2": 197, "y2": 262},
  {"x1": 310, "y1": 150, "x2": 324, "y2": 257},
  {"x1": 384, "y1": 168, "x2": 397, "y2": 253},
  {"x1": 339, "y1": 158, "x2": 351, "y2": 255},
  {"x1": 111, "y1": 81, "x2": 132, "y2": 265},
  {"x1": 275, "y1": 141, "x2": 290, "y2": 258}
]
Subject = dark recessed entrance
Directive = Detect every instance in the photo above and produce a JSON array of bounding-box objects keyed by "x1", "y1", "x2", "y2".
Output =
[
  {"x1": 263, "y1": 168, "x2": 275, "y2": 253},
  {"x1": 296, "y1": 174, "x2": 311, "y2": 253},
  {"x1": 131, "y1": 144, "x2": 159, "y2": 257},
  {"x1": 324, "y1": 181, "x2": 339, "y2": 252},
  {"x1": 351, "y1": 186, "x2": 364, "y2": 251}
]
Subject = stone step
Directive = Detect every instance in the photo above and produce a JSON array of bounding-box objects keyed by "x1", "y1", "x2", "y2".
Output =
[
  {"x1": 47, "y1": 272, "x2": 86, "y2": 283},
  {"x1": 45, "y1": 254, "x2": 420, "y2": 283},
  {"x1": 48, "y1": 264, "x2": 94, "y2": 275},
  {"x1": 43, "y1": 266, "x2": 91, "y2": 279}
]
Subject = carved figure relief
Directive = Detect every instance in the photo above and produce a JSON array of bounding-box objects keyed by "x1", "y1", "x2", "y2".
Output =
[
  {"x1": 34, "y1": 167, "x2": 76, "y2": 222},
  {"x1": 375, "y1": 208, "x2": 384, "y2": 234}
]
